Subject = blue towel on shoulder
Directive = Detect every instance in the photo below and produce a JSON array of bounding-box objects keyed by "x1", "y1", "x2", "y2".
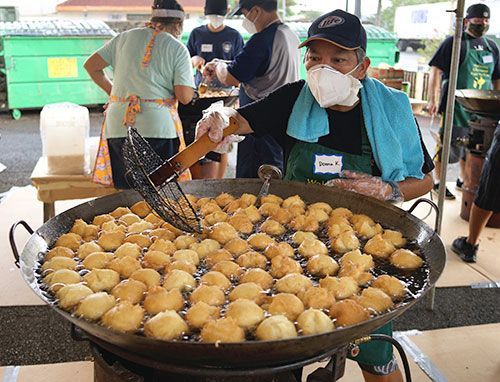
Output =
[{"x1": 286, "y1": 77, "x2": 424, "y2": 182}]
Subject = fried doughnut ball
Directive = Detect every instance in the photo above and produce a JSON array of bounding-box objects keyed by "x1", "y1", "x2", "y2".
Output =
[
  {"x1": 340, "y1": 249, "x2": 374, "y2": 271},
  {"x1": 283, "y1": 195, "x2": 305, "y2": 209},
  {"x1": 237, "y1": 251, "x2": 267, "y2": 269},
  {"x1": 92, "y1": 214, "x2": 114, "y2": 227},
  {"x1": 200, "y1": 271, "x2": 231, "y2": 291},
  {"x1": 229, "y1": 282, "x2": 265, "y2": 304},
  {"x1": 144, "y1": 213, "x2": 165, "y2": 228},
  {"x1": 382, "y1": 230, "x2": 407, "y2": 248},
  {"x1": 364, "y1": 234, "x2": 396, "y2": 259},
  {"x1": 247, "y1": 233, "x2": 276, "y2": 251},
  {"x1": 186, "y1": 302, "x2": 221, "y2": 329},
  {"x1": 227, "y1": 214, "x2": 254, "y2": 234},
  {"x1": 205, "y1": 249, "x2": 234, "y2": 267},
  {"x1": 163, "y1": 269, "x2": 196, "y2": 292},
  {"x1": 82, "y1": 252, "x2": 113, "y2": 270},
  {"x1": 114, "y1": 242, "x2": 142, "y2": 259},
  {"x1": 307, "y1": 255, "x2": 339, "y2": 277},
  {"x1": 47, "y1": 246, "x2": 75, "y2": 260},
  {"x1": 149, "y1": 239, "x2": 177, "y2": 255},
  {"x1": 226, "y1": 299, "x2": 265, "y2": 330},
  {"x1": 372, "y1": 275, "x2": 406, "y2": 300},
  {"x1": 204, "y1": 211, "x2": 229, "y2": 226},
  {"x1": 101, "y1": 301, "x2": 144, "y2": 333},
  {"x1": 331, "y1": 231, "x2": 360, "y2": 254},
  {"x1": 83, "y1": 269, "x2": 120, "y2": 292},
  {"x1": 240, "y1": 205, "x2": 261, "y2": 223},
  {"x1": 329, "y1": 299, "x2": 370, "y2": 327},
  {"x1": 143, "y1": 250, "x2": 171, "y2": 270},
  {"x1": 224, "y1": 238, "x2": 251, "y2": 256},
  {"x1": 75, "y1": 292, "x2": 116, "y2": 320},
  {"x1": 297, "y1": 309, "x2": 334, "y2": 335},
  {"x1": 256, "y1": 315, "x2": 297, "y2": 341},
  {"x1": 55, "y1": 233, "x2": 82, "y2": 252},
  {"x1": 201, "y1": 317, "x2": 245, "y2": 343},
  {"x1": 79, "y1": 223, "x2": 99, "y2": 241},
  {"x1": 354, "y1": 219, "x2": 383, "y2": 239},
  {"x1": 275, "y1": 274, "x2": 313, "y2": 295},
  {"x1": 258, "y1": 202, "x2": 281, "y2": 217},
  {"x1": 196, "y1": 197, "x2": 212, "y2": 208},
  {"x1": 260, "y1": 219, "x2": 286, "y2": 236},
  {"x1": 306, "y1": 208, "x2": 329, "y2": 223},
  {"x1": 42, "y1": 256, "x2": 78, "y2": 272},
  {"x1": 331, "y1": 207, "x2": 353, "y2": 219},
  {"x1": 224, "y1": 200, "x2": 242, "y2": 214},
  {"x1": 355, "y1": 287, "x2": 394, "y2": 313},
  {"x1": 327, "y1": 222, "x2": 354, "y2": 239},
  {"x1": 173, "y1": 249, "x2": 200, "y2": 266},
  {"x1": 110, "y1": 207, "x2": 131, "y2": 219},
  {"x1": 270, "y1": 255, "x2": 302, "y2": 279},
  {"x1": 390, "y1": 249, "x2": 424, "y2": 270},
  {"x1": 70, "y1": 219, "x2": 88, "y2": 237},
  {"x1": 190, "y1": 285, "x2": 225, "y2": 306},
  {"x1": 129, "y1": 268, "x2": 161, "y2": 289},
  {"x1": 108, "y1": 256, "x2": 142, "y2": 278},
  {"x1": 128, "y1": 221, "x2": 154, "y2": 234},
  {"x1": 167, "y1": 260, "x2": 197, "y2": 275},
  {"x1": 238, "y1": 193, "x2": 257, "y2": 207},
  {"x1": 118, "y1": 213, "x2": 141, "y2": 227},
  {"x1": 264, "y1": 242, "x2": 294, "y2": 259},
  {"x1": 130, "y1": 200, "x2": 151, "y2": 218},
  {"x1": 288, "y1": 204, "x2": 306, "y2": 218},
  {"x1": 150, "y1": 228, "x2": 176, "y2": 242},
  {"x1": 289, "y1": 215, "x2": 319, "y2": 232},
  {"x1": 240, "y1": 269, "x2": 274, "y2": 290},
  {"x1": 172, "y1": 235, "x2": 196, "y2": 250},
  {"x1": 101, "y1": 220, "x2": 126, "y2": 233},
  {"x1": 338, "y1": 261, "x2": 373, "y2": 286},
  {"x1": 268, "y1": 293, "x2": 304, "y2": 321},
  {"x1": 212, "y1": 260, "x2": 243, "y2": 279},
  {"x1": 144, "y1": 286, "x2": 184, "y2": 314},
  {"x1": 215, "y1": 193, "x2": 235, "y2": 208},
  {"x1": 44, "y1": 269, "x2": 82, "y2": 291},
  {"x1": 291, "y1": 231, "x2": 317, "y2": 245},
  {"x1": 76, "y1": 242, "x2": 102, "y2": 260},
  {"x1": 269, "y1": 207, "x2": 293, "y2": 225},
  {"x1": 98, "y1": 230, "x2": 125, "y2": 251},
  {"x1": 261, "y1": 194, "x2": 283, "y2": 205},
  {"x1": 144, "y1": 311, "x2": 188, "y2": 341},
  {"x1": 319, "y1": 276, "x2": 359, "y2": 300},
  {"x1": 124, "y1": 233, "x2": 152, "y2": 248},
  {"x1": 298, "y1": 239, "x2": 328, "y2": 258},
  {"x1": 298, "y1": 287, "x2": 335, "y2": 310},
  {"x1": 200, "y1": 202, "x2": 222, "y2": 216},
  {"x1": 111, "y1": 279, "x2": 147, "y2": 304},
  {"x1": 56, "y1": 284, "x2": 93, "y2": 310},
  {"x1": 190, "y1": 239, "x2": 221, "y2": 259},
  {"x1": 309, "y1": 202, "x2": 333, "y2": 214},
  {"x1": 185, "y1": 194, "x2": 198, "y2": 206},
  {"x1": 209, "y1": 222, "x2": 239, "y2": 245}
]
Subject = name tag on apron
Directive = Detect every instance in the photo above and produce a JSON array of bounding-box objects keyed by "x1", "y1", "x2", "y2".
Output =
[
  {"x1": 482, "y1": 55, "x2": 493, "y2": 64},
  {"x1": 201, "y1": 44, "x2": 213, "y2": 53},
  {"x1": 314, "y1": 154, "x2": 343, "y2": 175}
]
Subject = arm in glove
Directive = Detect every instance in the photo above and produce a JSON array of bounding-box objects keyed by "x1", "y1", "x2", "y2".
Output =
[{"x1": 325, "y1": 171, "x2": 403, "y2": 202}]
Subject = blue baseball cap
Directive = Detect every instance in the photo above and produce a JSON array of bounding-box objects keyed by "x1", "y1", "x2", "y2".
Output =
[
  {"x1": 299, "y1": 10, "x2": 367, "y2": 51},
  {"x1": 229, "y1": 0, "x2": 277, "y2": 17}
]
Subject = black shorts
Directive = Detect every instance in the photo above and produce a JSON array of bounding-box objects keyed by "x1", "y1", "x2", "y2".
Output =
[
  {"x1": 437, "y1": 124, "x2": 468, "y2": 164},
  {"x1": 475, "y1": 126, "x2": 500, "y2": 213},
  {"x1": 107, "y1": 137, "x2": 179, "y2": 189}
]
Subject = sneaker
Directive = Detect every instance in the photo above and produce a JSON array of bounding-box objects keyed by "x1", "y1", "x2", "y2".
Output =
[
  {"x1": 433, "y1": 183, "x2": 456, "y2": 200},
  {"x1": 456, "y1": 179, "x2": 464, "y2": 191},
  {"x1": 451, "y1": 237, "x2": 478, "y2": 263}
]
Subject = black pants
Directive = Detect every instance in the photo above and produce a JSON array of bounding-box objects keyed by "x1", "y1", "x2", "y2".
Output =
[
  {"x1": 236, "y1": 134, "x2": 284, "y2": 178},
  {"x1": 475, "y1": 125, "x2": 500, "y2": 213},
  {"x1": 108, "y1": 137, "x2": 180, "y2": 189}
]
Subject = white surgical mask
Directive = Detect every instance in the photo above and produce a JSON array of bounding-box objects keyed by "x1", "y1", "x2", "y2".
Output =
[
  {"x1": 207, "y1": 15, "x2": 224, "y2": 29},
  {"x1": 306, "y1": 64, "x2": 363, "y2": 108},
  {"x1": 242, "y1": 13, "x2": 259, "y2": 34}
]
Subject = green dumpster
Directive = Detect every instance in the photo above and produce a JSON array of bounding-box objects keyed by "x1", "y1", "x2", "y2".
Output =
[{"x1": 0, "y1": 20, "x2": 115, "y2": 119}]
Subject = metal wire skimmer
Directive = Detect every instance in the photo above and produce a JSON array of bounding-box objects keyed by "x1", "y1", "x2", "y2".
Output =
[{"x1": 123, "y1": 126, "x2": 201, "y2": 233}]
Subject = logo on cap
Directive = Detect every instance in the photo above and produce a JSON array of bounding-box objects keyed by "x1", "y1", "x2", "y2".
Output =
[
  {"x1": 318, "y1": 15, "x2": 345, "y2": 29},
  {"x1": 483, "y1": 11, "x2": 489, "y2": 17}
]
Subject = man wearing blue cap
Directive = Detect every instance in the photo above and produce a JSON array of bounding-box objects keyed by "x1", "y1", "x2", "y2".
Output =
[
  {"x1": 197, "y1": 9, "x2": 436, "y2": 382},
  {"x1": 203, "y1": 0, "x2": 300, "y2": 179},
  {"x1": 428, "y1": 3, "x2": 500, "y2": 200}
]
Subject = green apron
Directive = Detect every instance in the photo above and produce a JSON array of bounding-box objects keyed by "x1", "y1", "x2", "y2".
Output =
[
  {"x1": 445, "y1": 36, "x2": 495, "y2": 128},
  {"x1": 285, "y1": 116, "x2": 394, "y2": 366}
]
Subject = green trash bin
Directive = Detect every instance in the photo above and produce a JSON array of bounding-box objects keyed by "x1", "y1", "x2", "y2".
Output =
[{"x1": 0, "y1": 20, "x2": 116, "y2": 119}]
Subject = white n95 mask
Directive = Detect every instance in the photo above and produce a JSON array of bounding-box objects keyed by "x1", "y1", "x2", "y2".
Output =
[
  {"x1": 306, "y1": 64, "x2": 363, "y2": 108},
  {"x1": 242, "y1": 14, "x2": 258, "y2": 34},
  {"x1": 207, "y1": 15, "x2": 224, "y2": 29}
]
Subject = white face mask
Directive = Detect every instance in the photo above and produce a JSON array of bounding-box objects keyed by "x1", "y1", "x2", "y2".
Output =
[
  {"x1": 207, "y1": 15, "x2": 224, "y2": 29},
  {"x1": 242, "y1": 12, "x2": 259, "y2": 34},
  {"x1": 306, "y1": 64, "x2": 363, "y2": 108}
]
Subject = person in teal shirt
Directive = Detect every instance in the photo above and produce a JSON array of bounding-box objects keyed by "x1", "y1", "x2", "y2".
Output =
[
  {"x1": 84, "y1": 0, "x2": 195, "y2": 188},
  {"x1": 197, "y1": 10, "x2": 434, "y2": 382}
]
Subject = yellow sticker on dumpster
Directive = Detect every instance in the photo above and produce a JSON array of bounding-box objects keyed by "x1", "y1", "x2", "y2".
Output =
[{"x1": 47, "y1": 58, "x2": 78, "y2": 78}]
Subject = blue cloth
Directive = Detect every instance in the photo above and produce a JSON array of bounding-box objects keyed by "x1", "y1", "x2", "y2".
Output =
[{"x1": 286, "y1": 77, "x2": 424, "y2": 182}]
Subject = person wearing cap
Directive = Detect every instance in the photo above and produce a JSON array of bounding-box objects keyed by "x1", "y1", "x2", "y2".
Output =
[
  {"x1": 182, "y1": 0, "x2": 244, "y2": 180},
  {"x1": 203, "y1": 0, "x2": 301, "y2": 179},
  {"x1": 84, "y1": 0, "x2": 195, "y2": 189},
  {"x1": 427, "y1": 3, "x2": 500, "y2": 200},
  {"x1": 196, "y1": 9, "x2": 435, "y2": 382}
]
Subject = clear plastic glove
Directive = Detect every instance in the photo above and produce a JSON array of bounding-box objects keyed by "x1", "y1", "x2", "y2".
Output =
[
  {"x1": 202, "y1": 61, "x2": 218, "y2": 82},
  {"x1": 325, "y1": 170, "x2": 403, "y2": 202},
  {"x1": 195, "y1": 101, "x2": 244, "y2": 154}
]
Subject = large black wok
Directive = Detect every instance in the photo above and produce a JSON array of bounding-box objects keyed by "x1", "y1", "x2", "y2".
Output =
[{"x1": 10, "y1": 179, "x2": 445, "y2": 370}]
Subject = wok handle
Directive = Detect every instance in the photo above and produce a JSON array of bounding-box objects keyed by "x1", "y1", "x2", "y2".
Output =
[
  {"x1": 9, "y1": 221, "x2": 34, "y2": 268},
  {"x1": 407, "y1": 198, "x2": 440, "y2": 233}
]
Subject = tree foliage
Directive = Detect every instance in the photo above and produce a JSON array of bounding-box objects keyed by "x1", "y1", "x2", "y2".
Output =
[{"x1": 380, "y1": 0, "x2": 444, "y2": 31}]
